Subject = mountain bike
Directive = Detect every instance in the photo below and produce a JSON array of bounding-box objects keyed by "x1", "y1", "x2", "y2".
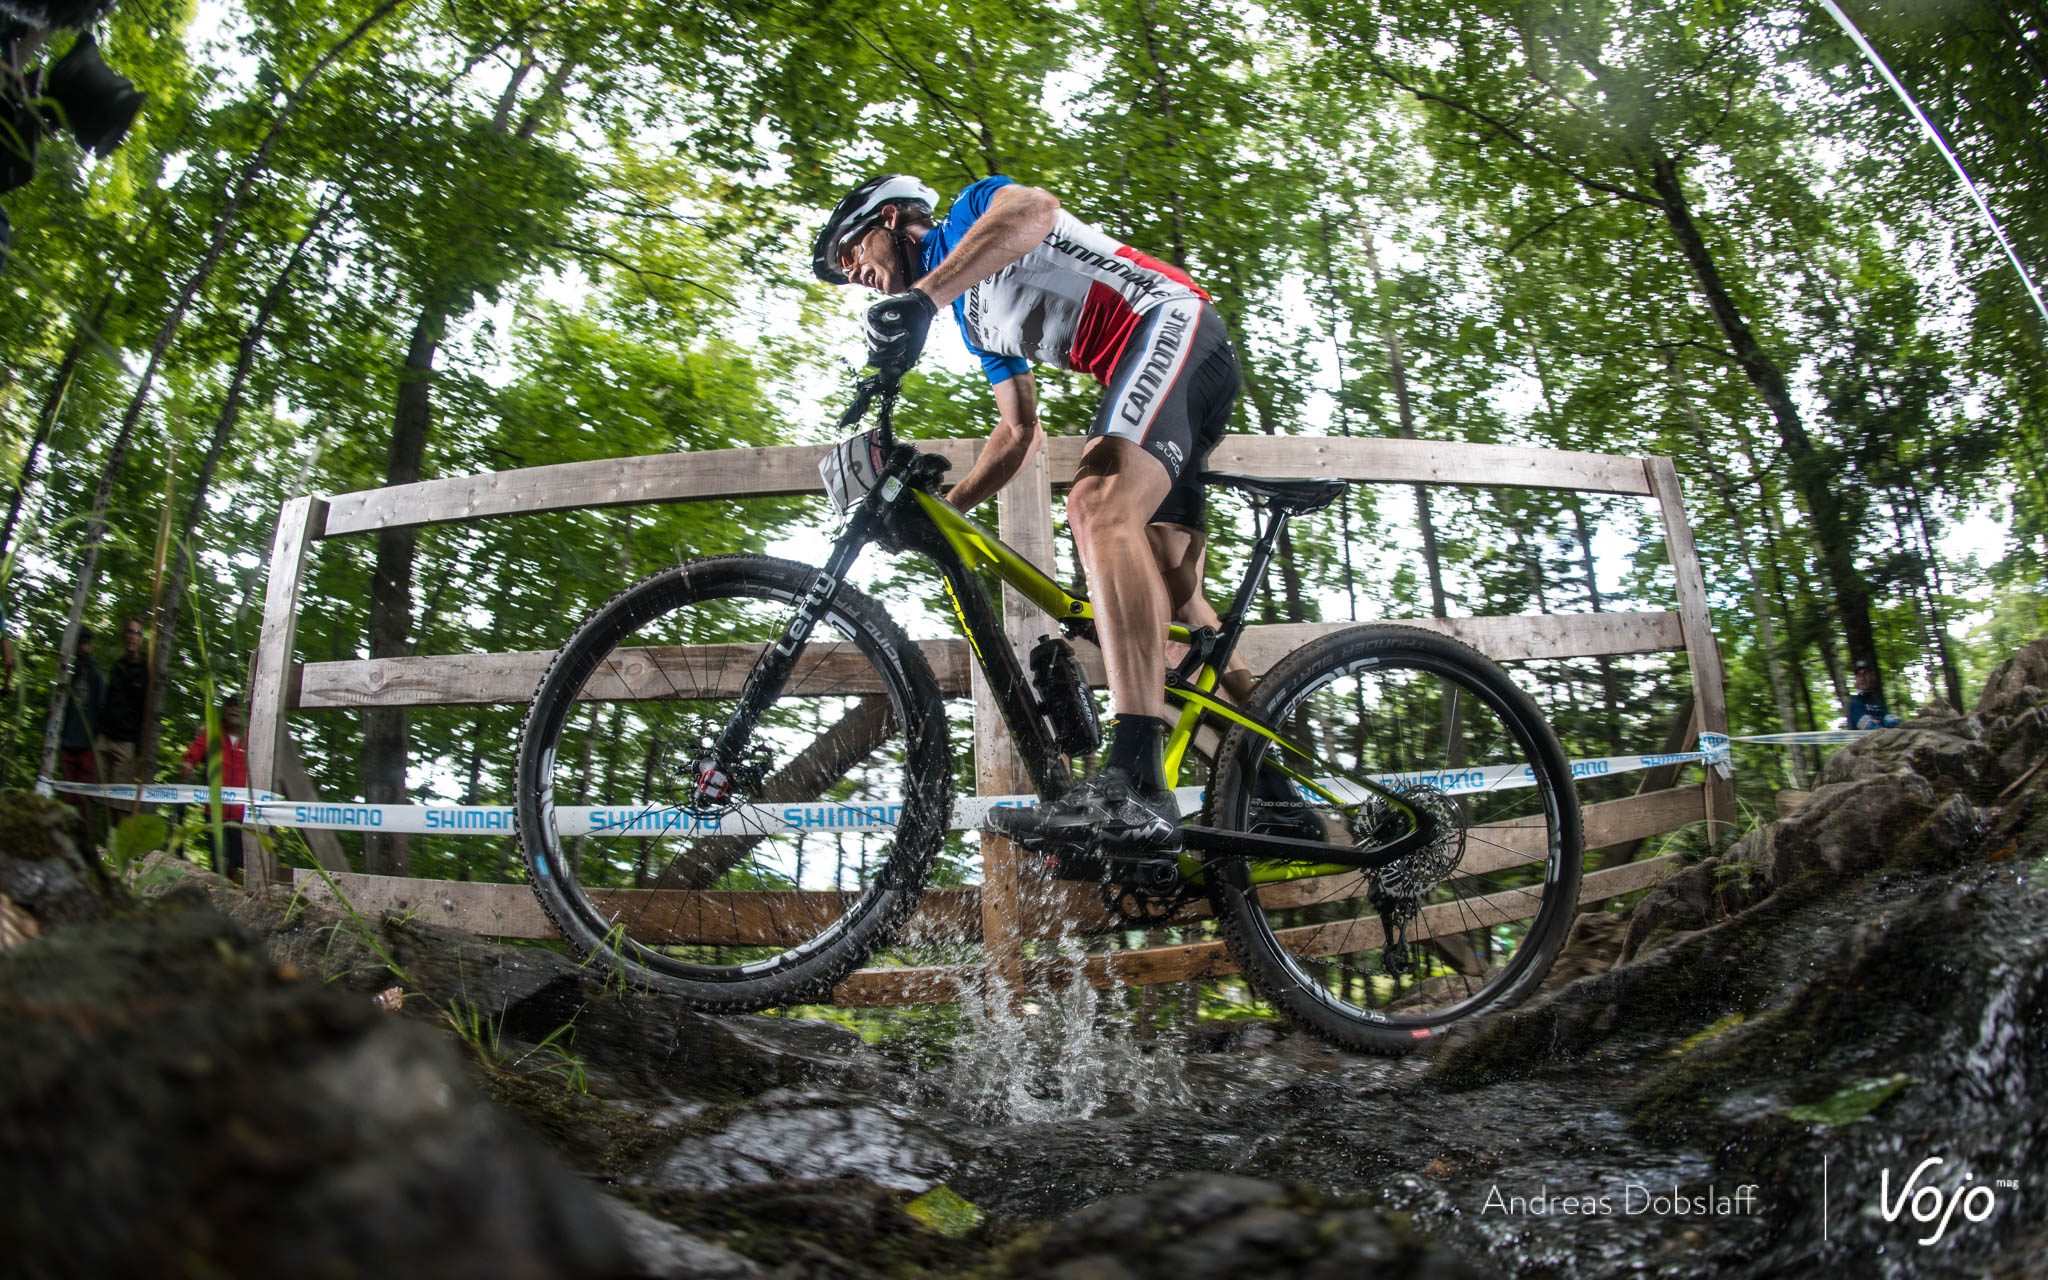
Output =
[{"x1": 513, "y1": 374, "x2": 1583, "y2": 1053}]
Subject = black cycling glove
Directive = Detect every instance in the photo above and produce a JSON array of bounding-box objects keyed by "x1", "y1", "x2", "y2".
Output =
[{"x1": 864, "y1": 286, "x2": 936, "y2": 375}]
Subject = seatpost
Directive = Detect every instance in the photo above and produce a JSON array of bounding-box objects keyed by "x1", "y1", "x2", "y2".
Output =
[{"x1": 1219, "y1": 502, "x2": 1293, "y2": 632}]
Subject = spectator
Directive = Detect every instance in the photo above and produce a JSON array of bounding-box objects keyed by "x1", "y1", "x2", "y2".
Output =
[
  {"x1": 179, "y1": 694, "x2": 248, "y2": 882},
  {"x1": 58, "y1": 626, "x2": 103, "y2": 830},
  {"x1": 1846, "y1": 657, "x2": 1901, "y2": 730},
  {"x1": 95, "y1": 615, "x2": 147, "y2": 809}
]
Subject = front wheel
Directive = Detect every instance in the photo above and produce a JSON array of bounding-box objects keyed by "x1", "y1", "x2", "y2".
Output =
[
  {"x1": 514, "y1": 555, "x2": 954, "y2": 1010},
  {"x1": 1204, "y1": 625, "x2": 1583, "y2": 1053}
]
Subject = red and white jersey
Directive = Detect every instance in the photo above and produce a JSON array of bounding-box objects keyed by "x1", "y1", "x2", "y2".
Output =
[{"x1": 922, "y1": 176, "x2": 1211, "y2": 386}]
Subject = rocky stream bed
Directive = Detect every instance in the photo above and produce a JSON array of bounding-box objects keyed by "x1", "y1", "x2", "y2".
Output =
[{"x1": 5, "y1": 639, "x2": 2048, "y2": 1278}]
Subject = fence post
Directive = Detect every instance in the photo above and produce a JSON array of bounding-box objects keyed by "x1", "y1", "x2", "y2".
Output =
[
  {"x1": 975, "y1": 448, "x2": 1058, "y2": 1000},
  {"x1": 245, "y1": 495, "x2": 326, "y2": 889},
  {"x1": 1646, "y1": 458, "x2": 1735, "y2": 836}
]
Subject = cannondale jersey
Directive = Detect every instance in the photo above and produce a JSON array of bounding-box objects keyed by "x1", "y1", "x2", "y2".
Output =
[{"x1": 920, "y1": 175, "x2": 1210, "y2": 387}]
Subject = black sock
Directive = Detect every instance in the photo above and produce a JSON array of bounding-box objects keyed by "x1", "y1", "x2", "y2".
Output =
[{"x1": 1105, "y1": 715, "x2": 1168, "y2": 793}]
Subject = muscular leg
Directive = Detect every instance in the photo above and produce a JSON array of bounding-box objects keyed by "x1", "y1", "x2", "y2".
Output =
[
  {"x1": 1147, "y1": 522, "x2": 1253, "y2": 704},
  {"x1": 1068, "y1": 436, "x2": 1175, "y2": 722}
]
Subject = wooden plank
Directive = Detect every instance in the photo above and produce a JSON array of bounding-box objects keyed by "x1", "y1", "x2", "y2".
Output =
[
  {"x1": 1229, "y1": 611, "x2": 1685, "y2": 667},
  {"x1": 316, "y1": 435, "x2": 1653, "y2": 540},
  {"x1": 1586, "y1": 784, "x2": 1706, "y2": 848},
  {"x1": 1047, "y1": 436, "x2": 1655, "y2": 498},
  {"x1": 1646, "y1": 457, "x2": 1735, "y2": 835},
  {"x1": 245, "y1": 496, "x2": 327, "y2": 890},
  {"x1": 295, "y1": 639, "x2": 975, "y2": 709},
  {"x1": 832, "y1": 965, "x2": 979, "y2": 1007},
  {"x1": 986, "y1": 855, "x2": 1684, "y2": 994},
  {"x1": 319, "y1": 439, "x2": 989, "y2": 537},
  {"x1": 292, "y1": 610, "x2": 1678, "y2": 713},
  {"x1": 1600, "y1": 698, "x2": 1698, "y2": 869},
  {"x1": 291, "y1": 870, "x2": 983, "y2": 944}
]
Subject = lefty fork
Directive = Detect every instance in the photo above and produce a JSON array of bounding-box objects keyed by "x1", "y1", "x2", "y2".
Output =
[{"x1": 690, "y1": 377, "x2": 906, "y2": 808}]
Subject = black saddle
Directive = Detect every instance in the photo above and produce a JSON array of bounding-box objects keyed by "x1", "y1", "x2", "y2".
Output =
[{"x1": 1206, "y1": 472, "x2": 1348, "y2": 515}]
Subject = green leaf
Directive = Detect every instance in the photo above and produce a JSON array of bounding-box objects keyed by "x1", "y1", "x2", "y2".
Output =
[
  {"x1": 108, "y1": 814, "x2": 171, "y2": 868},
  {"x1": 1784, "y1": 1074, "x2": 1912, "y2": 1126},
  {"x1": 905, "y1": 1184, "x2": 984, "y2": 1237},
  {"x1": 1666, "y1": 1011, "x2": 1746, "y2": 1057}
]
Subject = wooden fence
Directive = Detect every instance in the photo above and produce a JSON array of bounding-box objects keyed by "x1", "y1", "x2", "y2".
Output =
[{"x1": 245, "y1": 433, "x2": 1733, "y2": 1007}]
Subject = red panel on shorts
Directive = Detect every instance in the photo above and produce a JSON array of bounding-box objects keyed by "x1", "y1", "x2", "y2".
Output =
[{"x1": 1071, "y1": 281, "x2": 1146, "y2": 384}]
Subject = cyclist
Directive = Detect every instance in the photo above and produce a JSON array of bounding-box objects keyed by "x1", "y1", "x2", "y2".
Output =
[{"x1": 816, "y1": 173, "x2": 1260, "y2": 860}]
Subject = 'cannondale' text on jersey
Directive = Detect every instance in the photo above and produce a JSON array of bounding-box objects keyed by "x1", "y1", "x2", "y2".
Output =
[{"x1": 920, "y1": 175, "x2": 1210, "y2": 386}]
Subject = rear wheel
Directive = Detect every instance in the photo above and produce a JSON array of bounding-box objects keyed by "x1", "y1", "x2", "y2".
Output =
[
  {"x1": 514, "y1": 555, "x2": 954, "y2": 1010},
  {"x1": 1204, "y1": 625, "x2": 1582, "y2": 1053}
]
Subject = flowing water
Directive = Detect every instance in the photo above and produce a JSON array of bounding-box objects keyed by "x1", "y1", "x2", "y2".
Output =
[{"x1": 807, "y1": 857, "x2": 2048, "y2": 1276}]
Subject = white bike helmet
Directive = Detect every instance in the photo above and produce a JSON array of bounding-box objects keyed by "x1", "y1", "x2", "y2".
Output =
[{"x1": 813, "y1": 174, "x2": 939, "y2": 285}]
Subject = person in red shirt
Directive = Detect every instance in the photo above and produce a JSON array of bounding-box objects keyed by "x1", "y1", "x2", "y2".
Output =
[{"x1": 179, "y1": 693, "x2": 248, "y2": 881}]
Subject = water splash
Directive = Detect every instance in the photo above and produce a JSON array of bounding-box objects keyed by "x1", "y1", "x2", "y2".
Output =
[{"x1": 922, "y1": 949, "x2": 1193, "y2": 1125}]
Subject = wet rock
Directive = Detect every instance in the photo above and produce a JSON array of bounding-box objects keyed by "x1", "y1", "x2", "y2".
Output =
[
  {"x1": 650, "y1": 1089, "x2": 955, "y2": 1192},
  {"x1": 633, "y1": 1179, "x2": 986, "y2": 1277},
  {"x1": 0, "y1": 891, "x2": 629, "y2": 1278},
  {"x1": 1436, "y1": 670, "x2": 2028, "y2": 1090},
  {"x1": 0, "y1": 791, "x2": 115, "y2": 927},
  {"x1": 1537, "y1": 909, "x2": 1629, "y2": 993},
  {"x1": 597, "y1": 1197, "x2": 763, "y2": 1279},
  {"x1": 1977, "y1": 639, "x2": 2048, "y2": 787},
  {"x1": 229, "y1": 886, "x2": 872, "y2": 1105},
  {"x1": 1814, "y1": 716, "x2": 1997, "y2": 798},
  {"x1": 996, "y1": 1174, "x2": 1488, "y2": 1279},
  {"x1": 1618, "y1": 846, "x2": 1769, "y2": 964}
]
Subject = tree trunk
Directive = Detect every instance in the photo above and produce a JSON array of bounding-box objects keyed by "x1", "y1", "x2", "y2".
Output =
[
  {"x1": 1648, "y1": 152, "x2": 1881, "y2": 684},
  {"x1": 1906, "y1": 489, "x2": 1965, "y2": 709},
  {"x1": 1668, "y1": 354, "x2": 1805, "y2": 784},
  {"x1": 140, "y1": 204, "x2": 333, "y2": 773},
  {"x1": 361, "y1": 310, "x2": 445, "y2": 875},
  {"x1": 359, "y1": 57, "x2": 575, "y2": 875},
  {"x1": 1357, "y1": 231, "x2": 1448, "y2": 618},
  {"x1": 35, "y1": 0, "x2": 409, "y2": 784},
  {"x1": 2, "y1": 291, "x2": 111, "y2": 561}
]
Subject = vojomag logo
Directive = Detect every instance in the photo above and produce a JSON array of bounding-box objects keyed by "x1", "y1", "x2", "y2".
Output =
[{"x1": 1877, "y1": 1156, "x2": 2010, "y2": 1246}]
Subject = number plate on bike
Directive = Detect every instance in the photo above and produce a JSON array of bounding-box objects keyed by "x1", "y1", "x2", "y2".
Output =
[{"x1": 820, "y1": 428, "x2": 886, "y2": 514}]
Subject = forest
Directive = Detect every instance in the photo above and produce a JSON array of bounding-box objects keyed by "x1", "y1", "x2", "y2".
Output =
[{"x1": 3, "y1": 0, "x2": 2043, "y2": 884}]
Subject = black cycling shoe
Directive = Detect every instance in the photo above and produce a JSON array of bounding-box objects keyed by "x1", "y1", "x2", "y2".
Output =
[{"x1": 986, "y1": 767, "x2": 1182, "y2": 856}]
